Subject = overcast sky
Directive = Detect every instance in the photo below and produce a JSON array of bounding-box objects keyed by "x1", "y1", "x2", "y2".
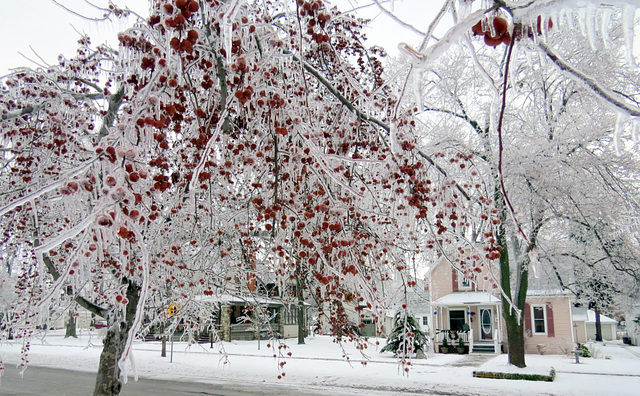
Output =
[{"x1": 0, "y1": 0, "x2": 442, "y2": 76}]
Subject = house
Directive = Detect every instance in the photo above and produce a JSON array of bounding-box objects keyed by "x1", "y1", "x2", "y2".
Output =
[
  {"x1": 428, "y1": 256, "x2": 577, "y2": 354},
  {"x1": 316, "y1": 301, "x2": 394, "y2": 338},
  {"x1": 627, "y1": 303, "x2": 640, "y2": 346},
  {"x1": 197, "y1": 293, "x2": 308, "y2": 341},
  {"x1": 572, "y1": 306, "x2": 618, "y2": 342}
]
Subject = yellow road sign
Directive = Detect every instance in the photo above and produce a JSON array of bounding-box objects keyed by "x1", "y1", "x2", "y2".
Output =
[{"x1": 168, "y1": 303, "x2": 179, "y2": 316}]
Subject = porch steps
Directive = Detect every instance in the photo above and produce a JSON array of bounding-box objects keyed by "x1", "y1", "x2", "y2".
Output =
[{"x1": 471, "y1": 342, "x2": 496, "y2": 354}]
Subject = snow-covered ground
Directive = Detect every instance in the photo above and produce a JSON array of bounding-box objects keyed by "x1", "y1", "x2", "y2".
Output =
[{"x1": 1, "y1": 330, "x2": 639, "y2": 395}]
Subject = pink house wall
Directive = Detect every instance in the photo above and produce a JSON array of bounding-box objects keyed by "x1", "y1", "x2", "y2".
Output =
[{"x1": 523, "y1": 295, "x2": 574, "y2": 354}]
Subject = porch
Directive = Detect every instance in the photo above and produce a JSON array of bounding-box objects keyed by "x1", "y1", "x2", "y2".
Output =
[{"x1": 432, "y1": 291, "x2": 502, "y2": 354}]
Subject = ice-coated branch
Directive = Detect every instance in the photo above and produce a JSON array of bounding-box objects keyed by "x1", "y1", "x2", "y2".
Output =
[
  {"x1": 98, "y1": 87, "x2": 124, "y2": 139},
  {"x1": 286, "y1": 51, "x2": 476, "y2": 201},
  {"x1": 371, "y1": 0, "x2": 427, "y2": 38},
  {"x1": 539, "y1": 42, "x2": 640, "y2": 117},
  {"x1": 34, "y1": 232, "x2": 108, "y2": 318},
  {"x1": 33, "y1": 203, "x2": 109, "y2": 258},
  {"x1": 417, "y1": 8, "x2": 496, "y2": 69},
  {"x1": 286, "y1": 51, "x2": 390, "y2": 132},
  {"x1": 417, "y1": 0, "x2": 452, "y2": 52},
  {"x1": 0, "y1": 157, "x2": 102, "y2": 217},
  {"x1": 0, "y1": 104, "x2": 43, "y2": 122}
]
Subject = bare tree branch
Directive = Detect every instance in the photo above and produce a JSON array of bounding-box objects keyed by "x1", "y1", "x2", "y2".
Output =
[{"x1": 539, "y1": 42, "x2": 640, "y2": 117}]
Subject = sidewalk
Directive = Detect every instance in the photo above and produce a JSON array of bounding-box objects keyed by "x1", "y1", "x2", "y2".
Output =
[{"x1": 1, "y1": 332, "x2": 639, "y2": 395}]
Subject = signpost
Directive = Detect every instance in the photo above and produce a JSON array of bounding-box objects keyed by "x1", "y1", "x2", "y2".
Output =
[{"x1": 167, "y1": 303, "x2": 179, "y2": 363}]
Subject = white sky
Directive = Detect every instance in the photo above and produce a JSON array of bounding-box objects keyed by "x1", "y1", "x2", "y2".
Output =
[
  {"x1": 0, "y1": 0, "x2": 441, "y2": 76},
  {"x1": 0, "y1": 0, "x2": 149, "y2": 76}
]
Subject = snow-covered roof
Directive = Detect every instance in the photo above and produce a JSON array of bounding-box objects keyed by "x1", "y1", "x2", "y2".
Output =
[
  {"x1": 572, "y1": 307, "x2": 617, "y2": 324},
  {"x1": 195, "y1": 293, "x2": 286, "y2": 306},
  {"x1": 586, "y1": 310, "x2": 617, "y2": 324},
  {"x1": 526, "y1": 289, "x2": 573, "y2": 296},
  {"x1": 432, "y1": 291, "x2": 501, "y2": 306}
]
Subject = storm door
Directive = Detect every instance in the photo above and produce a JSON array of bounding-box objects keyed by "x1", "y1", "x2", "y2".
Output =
[{"x1": 479, "y1": 307, "x2": 493, "y2": 340}]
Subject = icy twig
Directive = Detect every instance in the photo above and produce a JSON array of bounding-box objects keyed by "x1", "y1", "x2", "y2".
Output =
[{"x1": 539, "y1": 42, "x2": 640, "y2": 117}]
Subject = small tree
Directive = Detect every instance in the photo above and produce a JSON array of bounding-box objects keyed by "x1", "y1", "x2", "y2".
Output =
[{"x1": 381, "y1": 311, "x2": 428, "y2": 358}]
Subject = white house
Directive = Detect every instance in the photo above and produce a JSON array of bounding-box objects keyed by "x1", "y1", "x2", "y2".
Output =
[{"x1": 572, "y1": 307, "x2": 618, "y2": 342}]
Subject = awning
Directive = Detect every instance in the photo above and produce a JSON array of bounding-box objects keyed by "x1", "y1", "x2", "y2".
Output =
[{"x1": 432, "y1": 291, "x2": 501, "y2": 306}]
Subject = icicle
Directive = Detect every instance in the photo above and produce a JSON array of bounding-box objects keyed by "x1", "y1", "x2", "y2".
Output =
[
  {"x1": 632, "y1": 117, "x2": 640, "y2": 144},
  {"x1": 457, "y1": 0, "x2": 472, "y2": 20},
  {"x1": 600, "y1": 8, "x2": 612, "y2": 50},
  {"x1": 390, "y1": 0, "x2": 394, "y2": 11},
  {"x1": 549, "y1": 9, "x2": 560, "y2": 32},
  {"x1": 223, "y1": 20, "x2": 233, "y2": 62},
  {"x1": 614, "y1": 113, "x2": 625, "y2": 156},
  {"x1": 528, "y1": 250, "x2": 539, "y2": 279},
  {"x1": 585, "y1": 4, "x2": 598, "y2": 51},
  {"x1": 622, "y1": 5, "x2": 637, "y2": 68},
  {"x1": 413, "y1": 68, "x2": 424, "y2": 113},
  {"x1": 540, "y1": 13, "x2": 549, "y2": 42},
  {"x1": 509, "y1": 45, "x2": 519, "y2": 96},
  {"x1": 390, "y1": 121, "x2": 397, "y2": 154},
  {"x1": 525, "y1": 47, "x2": 538, "y2": 70},
  {"x1": 564, "y1": 8, "x2": 575, "y2": 32},
  {"x1": 222, "y1": 0, "x2": 243, "y2": 62},
  {"x1": 577, "y1": 7, "x2": 588, "y2": 38}
]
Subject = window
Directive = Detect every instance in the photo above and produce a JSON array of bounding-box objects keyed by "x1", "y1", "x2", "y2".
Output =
[
  {"x1": 423, "y1": 316, "x2": 429, "y2": 326},
  {"x1": 266, "y1": 307, "x2": 279, "y2": 324},
  {"x1": 449, "y1": 310, "x2": 466, "y2": 331},
  {"x1": 458, "y1": 274, "x2": 472, "y2": 290},
  {"x1": 532, "y1": 305, "x2": 546, "y2": 334},
  {"x1": 284, "y1": 306, "x2": 298, "y2": 325}
]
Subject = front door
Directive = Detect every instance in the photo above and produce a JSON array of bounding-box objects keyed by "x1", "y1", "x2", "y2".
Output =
[{"x1": 480, "y1": 307, "x2": 493, "y2": 340}]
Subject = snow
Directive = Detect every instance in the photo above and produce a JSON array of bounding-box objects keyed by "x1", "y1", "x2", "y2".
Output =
[
  {"x1": 432, "y1": 291, "x2": 500, "y2": 306},
  {"x1": 1, "y1": 330, "x2": 639, "y2": 395}
]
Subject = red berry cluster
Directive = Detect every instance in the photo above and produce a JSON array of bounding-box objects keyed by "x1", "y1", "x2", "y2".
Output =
[
  {"x1": 472, "y1": 17, "x2": 511, "y2": 47},
  {"x1": 164, "y1": 0, "x2": 199, "y2": 28},
  {"x1": 298, "y1": 0, "x2": 331, "y2": 44},
  {"x1": 472, "y1": 14, "x2": 554, "y2": 47},
  {"x1": 234, "y1": 86, "x2": 253, "y2": 105},
  {"x1": 169, "y1": 30, "x2": 198, "y2": 54}
]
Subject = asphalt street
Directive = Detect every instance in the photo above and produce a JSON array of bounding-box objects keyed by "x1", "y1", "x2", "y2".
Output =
[{"x1": 0, "y1": 366, "x2": 334, "y2": 396}]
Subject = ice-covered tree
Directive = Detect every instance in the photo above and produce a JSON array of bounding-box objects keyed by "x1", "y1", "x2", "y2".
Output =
[
  {"x1": 376, "y1": 0, "x2": 640, "y2": 368},
  {"x1": 381, "y1": 310, "x2": 428, "y2": 359},
  {"x1": 0, "y1": 0, "x2": 489, "y2": 394}
]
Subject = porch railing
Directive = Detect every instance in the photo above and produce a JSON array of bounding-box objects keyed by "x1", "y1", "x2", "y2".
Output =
[{"x1": 436, "y1": 330, "x2": 469, "y2": 343}]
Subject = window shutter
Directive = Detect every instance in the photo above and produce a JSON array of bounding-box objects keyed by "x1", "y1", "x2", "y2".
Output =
[
  {"x1": 524, "y1": 302, "x2": 532, "y2": 335},
  {"x1": 546, "y1": 302, "x2": 555, "y2": 337},
  {"x1": 452, "y1": 269, "x2": 459, "y2": 292}
]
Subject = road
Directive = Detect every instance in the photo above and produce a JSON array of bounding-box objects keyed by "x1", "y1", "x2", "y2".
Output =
[{"x1": 0, "y1": 366, "x2": 339, "y2": 396}]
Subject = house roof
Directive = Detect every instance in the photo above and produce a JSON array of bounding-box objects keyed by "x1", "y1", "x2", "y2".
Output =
[
  {"x1": 526, "y1": 289, "x2": 573, "y2": 296},
  {"x1": 586, "y1": 310, "x2": 617, "y2": 324},
  {"x1": 432, "y1": 291, "x2": 501, "y2": 306},
  {"x1": 572, "y1": 307, "x2": 617, "y2": 324},
  {"x1": 195, "y1": 293, "x2": 288, "y2": 306}
]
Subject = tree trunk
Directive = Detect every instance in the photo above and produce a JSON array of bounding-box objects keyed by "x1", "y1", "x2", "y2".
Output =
[
  {"x1": 161, "y1": 336, "x2": 167, "y2": 357},
  {"x1": 503, "y1": 306, "x2": 526, "y2": 366},
  {"x1": 594, "y1": 306, "x2": 603, "y2": 342},
  {"x1": 93, "y1": 280, "x2": 140, "y2": 396},
  {"x1": 296, "y1": 274, "x2": 305, "y2": 345},
  {"x1": 495, "y1": 187, "x2": 529, "y2": 368},
  {"x1": 64, "y1": 310, "x2": 77, "y2": 338}
]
